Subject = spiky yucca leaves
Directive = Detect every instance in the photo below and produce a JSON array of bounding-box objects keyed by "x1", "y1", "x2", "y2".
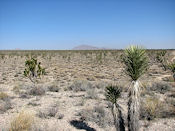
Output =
[
  {"x1": 24, "y1": 58, "x2": 45, "y2": 83},
  {"x1": 105, "y1": 86, "x2": 125, "y2": 131},
  {"x1": 122, "y1": 45, "x2": 148, "y2": 81},
  {"x1": 105, "y1": 86, "x2": 121, "y2": 104},
  {"x1": 123, "y1": 45, "x2": 148, "y2": 131}
]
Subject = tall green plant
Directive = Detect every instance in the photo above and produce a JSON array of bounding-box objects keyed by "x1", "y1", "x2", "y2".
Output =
[
  {"x1": 123, "y1": 45, "x2": 148, "y2": 131},
  {"x1": 105, "y1": 85, "x2": 125, "y2": 131},
  {"x1": 156, "y1": 50, "x2": 167, "y2": 70},
  {"x1": 168, "y1": 62, "x2": 175, "y2": 81},
  {"x1": 24, "y1": 57, "x2": 45, "y2": 83}
]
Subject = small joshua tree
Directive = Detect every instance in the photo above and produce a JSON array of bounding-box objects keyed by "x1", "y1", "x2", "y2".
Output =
[
  {"x1": 24, "y1": 57, "x2": 45, "y2": 83},
  {"x1": 122, "y1": 45, "x2": 148, "y2": 131},
  {"x1": 168, "y1": 62, "x2": 175, "y2": 81},
  {"x1": 105, "y1": 85, "x2": 125, "y2": 131},
  {"x1": 156, "y1": 50, "x2": 167, "y2": 70}
]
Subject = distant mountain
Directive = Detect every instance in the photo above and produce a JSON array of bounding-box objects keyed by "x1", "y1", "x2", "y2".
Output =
[{"x1": 72, "y1": 45, "x2": 99, "y2": 50}]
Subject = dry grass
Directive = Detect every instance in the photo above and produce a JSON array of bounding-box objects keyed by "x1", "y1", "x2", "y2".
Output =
[
  {"x1": 0, "y1": 92, "x2": 9, "y2": 100},
  {"x1": 0, "y1": 92, "x2": 12, "y2": 113},
  {"x1": 10, "y1": 110, "x2": 34, "y2": 131},
  {"x1": 12, "y1": 85, "x2": 21, "y2": 94},
  {"x1": 86, "y1": 88, "x2": 98, "y2": 99},
  {"x1": 140, "y1": 97, "x2": 163, "y2": 120}
]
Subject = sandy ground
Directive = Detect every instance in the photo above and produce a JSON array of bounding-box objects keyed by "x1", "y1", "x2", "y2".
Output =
[{"x1": 0, "y1": 50, "x2": 175, "y2": 131}]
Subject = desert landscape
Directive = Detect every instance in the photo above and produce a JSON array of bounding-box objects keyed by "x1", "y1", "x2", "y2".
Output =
[{"x1": 0, "y1": 49, "x2": 175, "y2": 131}]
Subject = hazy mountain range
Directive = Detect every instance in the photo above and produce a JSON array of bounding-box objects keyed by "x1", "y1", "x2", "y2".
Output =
[{"x1": 72, "y1": 45, "x2": 108, "y2": 50}]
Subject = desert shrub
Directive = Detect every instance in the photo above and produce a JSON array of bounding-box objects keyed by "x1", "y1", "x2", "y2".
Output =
[
  {"x1": 48, "y1": 106, "x2": 58, "y2": 117},
  {"x1": 161, "y1": 97, "x2": 175, "y2": 118},
  {"x1": 0, "y1": 99, "x2": 12, "y2": 113},
  {"x1": 68, "y1": 80, "x2": 93, "y2": 92},
  {"x1": 37, "y1": 104, "x2": 59, "y2": 118},
  {"x1": 19, "y1": 91, "x2": 30, "y2": 99},
  {"x1": 48, "y1": 83, "x2": 60, "y2": 92},
  {"x1": 162, "y1": 76, "x2": 175, "y2": 82},
  {"x1": 159, "y1": 105, "x2": 175, "y2": 118},
  {"x1": 13, "y1": 86, "x2": 20, "y2": 94},
  {"x1": 10, "y1": 110, "x2": 34, "y2": 131},
  {"x1": 95, "y1": 81, "x2": 108, "y2": 89},
  {"x1": 150, "y1": 82, "x2": 172, "y2": 94},
  {"x1": 86, "y1": 88, "x2": 98, "y2": 99},
  {"x1": 168, "y1": 91, "x2": 175, "y2": 98},
  {"x1": 28, "y1": 101, "x2": 40, "y2": 106},
  {"x1": 0, "y1": 92, "x2": 11, "y2": 113},
  {"x1": 58, "y1": 114, "x2": 64, "y2": 119},
  {"x1": 38, "y1": 110, "x2": 47, "y2": 119},
  {"x1": 140, "y1": 97, "x2": 163, "y2": 120},
  {"x1": 76, "y1": 98, "x2": 86, "y2": 106},
  {"x1": 78, "y1": 106, "x2": 113, "y2": 128},
  {"x1": 29, "y1": 86, "x2": 45, "y2": 96},
  {"x1": 12, "y1": 84, "x2": 22, "y2": 94},
  {"x1": 0, "y1": 92, "x2": 9, "y2": 100}
]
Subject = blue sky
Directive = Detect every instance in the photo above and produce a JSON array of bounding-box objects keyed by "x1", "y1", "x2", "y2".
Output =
[{"x1": 0, "y1": 0, "x2": 175, "y2": 50}]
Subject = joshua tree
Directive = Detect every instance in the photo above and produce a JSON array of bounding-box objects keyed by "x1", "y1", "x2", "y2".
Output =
[
  {"x1": 105, "y1": 85, "x2": 125, "y2": 131},
  {"x1": 122, "y1": 45, "x2": 148, "y2": 131},
  {"x1": 168, "y1": 62, "x2": 175, "y2": 81},
  {"x1": 156, "y1": 50, "x2": 167, "y2": 70},
  {"x1": 24, "y1": 57, "x2": 45, "y2": 83}
]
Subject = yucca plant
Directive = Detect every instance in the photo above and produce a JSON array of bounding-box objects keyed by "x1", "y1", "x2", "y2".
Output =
[
  {"x1": 24, "y1": 57, "x2": 45, "y2": 83},
  {"x1": 122, "y1": 45, "x2": 148, "y2": 131},
  {"x1": 105, "y1": 85, "x2": 125, "y2": 131}
]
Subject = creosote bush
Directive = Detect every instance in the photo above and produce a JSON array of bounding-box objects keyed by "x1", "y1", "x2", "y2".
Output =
[
  {"x1": 29, "y1": 86, "x2": 45, "y2": 96},
  {"x1": 150, "y1": 82, "x2": 172, "y2": 94},
  {"x1": 86, "y1": 88, "x2": 97, "y2": 99},
  {"x1": 48, "y1": 83, "x2": 60, "y2": 92},
  {"x1": 68, "y1": 80, "x2": 93, "y2": 92},
  {"x1": 78, "y1": 106, "x2": 113, "y2": 128},
  {"x1": 0, "y1": 92, "x2": 12, "y2": 113},
  {"x1": 37, "y1": 103, "x2": 59, "y2": 118}
]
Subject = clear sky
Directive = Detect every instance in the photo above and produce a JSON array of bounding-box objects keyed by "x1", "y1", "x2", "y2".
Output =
[{"x1": 0, "y1": 0, "x2": 175, "y2": 50}]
